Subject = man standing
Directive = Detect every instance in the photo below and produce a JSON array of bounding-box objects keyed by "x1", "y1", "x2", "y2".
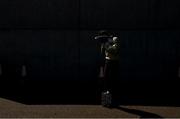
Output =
[{"x1": 95, "y1": 31, "x2": 120, "y2": 107}]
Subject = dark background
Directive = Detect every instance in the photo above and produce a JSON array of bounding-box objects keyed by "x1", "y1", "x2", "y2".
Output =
[{"x1": 0, "y1": 0, "x2": 179, "y2": 105}]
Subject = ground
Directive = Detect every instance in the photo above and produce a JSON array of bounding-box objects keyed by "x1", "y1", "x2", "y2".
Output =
[{"x1": 0, "y1": 97, "x2": 180, "y2": 118}]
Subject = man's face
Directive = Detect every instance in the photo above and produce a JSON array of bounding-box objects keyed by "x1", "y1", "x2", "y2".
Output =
[{"x1": 112, "y1": 37, "x2": 118, "y2": 44}]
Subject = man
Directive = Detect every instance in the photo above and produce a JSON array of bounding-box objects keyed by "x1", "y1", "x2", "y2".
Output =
[{"x1": 95, "y1": 31, "x2": 120, "y2": 107}]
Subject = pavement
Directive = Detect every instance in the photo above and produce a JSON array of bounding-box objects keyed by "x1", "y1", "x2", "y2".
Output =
[{"x1": 0, "y1": 97, "x2": 180, "y2": 118}]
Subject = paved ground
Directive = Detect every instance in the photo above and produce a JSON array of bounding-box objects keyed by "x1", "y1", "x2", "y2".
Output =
[{"x1": 0, "y1": 98, "x2": 180, "y2": 118}]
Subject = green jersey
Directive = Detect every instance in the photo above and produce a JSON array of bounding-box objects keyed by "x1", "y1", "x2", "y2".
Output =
[{"x1": 105, "y1": 37, "x2": 120, "y2": 61}]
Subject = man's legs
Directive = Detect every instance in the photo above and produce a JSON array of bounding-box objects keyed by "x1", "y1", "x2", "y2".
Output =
[{"x1": 105, "y1": 60, "x2": 119, "y2": 107}]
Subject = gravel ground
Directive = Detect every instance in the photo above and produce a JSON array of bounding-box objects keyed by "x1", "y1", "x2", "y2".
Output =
[{"x1": 0, "y1": 97, "x2": 180, "y2": 118}]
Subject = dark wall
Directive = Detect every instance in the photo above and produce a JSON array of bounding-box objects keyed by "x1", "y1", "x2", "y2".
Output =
[
  {"x1": 0, "y1": 30, "x2": 79, "y2": 80},
  {"x1": 0, "y1": 0, "x2": 179, "y2": 29},
  {"x1": 0, "y1": 0, "x2": 179, "y2": 81},
  {"x1": 0, "y1": 30, "x2": 178, "y2": 81},
  {"x1": 0, "y1": 0, "x2": 78, "y2": 28},
  {"x1": 80, "y1": 0, "x2": 180, "y2": 29}
]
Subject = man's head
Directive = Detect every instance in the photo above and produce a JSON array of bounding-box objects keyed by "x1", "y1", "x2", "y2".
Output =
[
  {"x1": 98, "y1": 30, "x2": 112, "y2": 36},
  {"x1": 112, "y1": 37, "x2": 118, "y2": 44}
]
